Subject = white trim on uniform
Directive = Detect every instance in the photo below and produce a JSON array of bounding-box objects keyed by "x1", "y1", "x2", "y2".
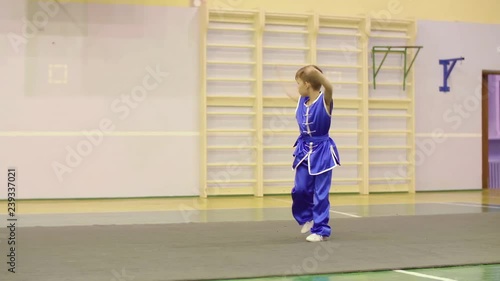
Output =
[
  {"x1": 305, "y1": 92, "x2": 322, "y2": 108},
  {"x1": 292, "y1": 144, "x2": 340, "y2": 175},
  {"x1": 322, "y1": 93, "x2": 332, "y2": 117},
  {"x1": 330, "y1": 145, "x2": 340, "y2": 166},
  {"x1": 295, "y1": 95, "x2": 301, "y2": 115},
  {"x1": 308, "y1": 145, "x2": 339, "y2": 176}
]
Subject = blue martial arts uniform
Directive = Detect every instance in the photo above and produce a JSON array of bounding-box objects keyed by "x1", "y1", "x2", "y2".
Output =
[{"x1": 291, "y1": 92, "x2": 341, "y2": 237}]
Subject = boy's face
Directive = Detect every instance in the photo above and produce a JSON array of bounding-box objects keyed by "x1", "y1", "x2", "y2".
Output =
[{"x1": 296, "y1": 78, "x2": 309, "y2": 96}]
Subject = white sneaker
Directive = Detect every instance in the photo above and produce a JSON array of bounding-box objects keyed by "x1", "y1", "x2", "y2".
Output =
[
  {"x1": 306, "y1": 233, "x2": 326, "y2": 242},
  {"x1": 300, "y1": 220, "x2": 314, "y2": 234}
]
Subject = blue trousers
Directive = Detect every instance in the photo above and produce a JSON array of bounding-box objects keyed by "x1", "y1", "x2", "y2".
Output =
[{"x1": 291, "y1": 161, "x2": 332, "y2": 237}]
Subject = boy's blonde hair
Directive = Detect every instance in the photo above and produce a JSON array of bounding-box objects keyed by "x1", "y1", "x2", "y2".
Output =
[{"x1": 295, "y1": 65, "x2": 323, "y2": 91}]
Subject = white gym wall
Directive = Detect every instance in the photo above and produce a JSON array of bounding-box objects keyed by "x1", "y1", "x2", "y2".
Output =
[{"x1": 0, "y1": 2, "x2": 200, "y2": 199}]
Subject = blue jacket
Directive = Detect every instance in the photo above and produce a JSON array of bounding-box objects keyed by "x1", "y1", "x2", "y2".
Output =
[{"x1": 292, "y1": 92, "x2": 341, "y2": 175}]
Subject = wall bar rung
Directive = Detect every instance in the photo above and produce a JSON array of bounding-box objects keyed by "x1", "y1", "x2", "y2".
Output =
[
  {"x1": 265, "y1": 12, "x2": 312, "y2": 19},
  {"x1": 208, "y1": 18, "x2": 254, "y2": 24},
  {"x1": 207, "y1": 61, "x2": 256, "y2": 65},
  {"x1": 317, "y1": 32, "x2": 361, "y2": 37},
  {"x1": 322, "y1": 64, "x2": 362, "y2": 69},
  {"x1": 207, "y1": 112, "x2": 256, "y2": 116},
  {"x1": 263, "y1": 79, "x2": 296, "y2": 83},
  {"x1": 369, "y1": 177, "x2": 411, "y2": 182},
  {"x1": 318, "y1": 23, "x2": 361, "y2": 29},
  {"x1": 262, "y1": 62, "x2": 306, "y2": 67},
  {"x1": 207, "y1": 96, "x2": 255, "y2": 107},
  {"x1": 263, "y1": 46, "x2": 309, "y2": 50},
  {"x1": 264, "y1": 20, "x2": 309, "y2": 26},
  {"x1": 370, "y1": 26, "x2": 409, "y2": 32},
  {"x1": 263, "y1": 162, "x2": 291, "y2": 167},
  {"x1": 209, "y1": 9, "x2": 258, "y2": 16},
  {"x1": 208, "y1": 163, "x2": 256, "y2": 167},
  {"x1": 317, "y1": 48, "x2": 362, "y2": 53},
  {"x1": 370, "y1": 35, "x2": 410, "y2": 39},
  {"x1": 368, "y1": 82, "x2": 413, "y2": 87},
  {"x1": 207, "y1": 77, "x2": 256, "y2": 82},
  {"x1": 207, "y1": 129, "x2": 256, "y2": 134},
  {"x1": 262, "y1": 112, "x2": 294, "y2": 116},
  {"x1": 207, "y1": 146, "x2": 257, "y2": 150},
  {"x1": 319, "y1": 15, "x2": 364, "y2": 23},
  {"x1": 264, "y1": 29, "x2": 309, "y2": 34},
  {"x1": 369, "y1": 98, "x2": 412, "y2": 109},
  {"x1": 368, "y1": 66, "x2": 403, "y2": 71},
  {"x1": 207, "y1": 179, "x2": 257, "y2": 184},
  {"x1": 207, "y1": 27, "x2": 255, "y2": 32},
  {"x1": 207, "y1": 43, "x2": 256, "y2": 48},
  {"x1": 262, "y1": 130, "x2": 300, "y2": 134},
  {"x1": 333, "y1": 99, "x2": 363, "y2": 109}
]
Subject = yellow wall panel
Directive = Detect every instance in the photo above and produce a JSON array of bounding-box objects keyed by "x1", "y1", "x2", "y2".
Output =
[
  {"x1": 206, "y1": 0, "x2": 500, "y2": 24},
  {"x1": 59, "y1": 0, "x2": 191, "y2": 7},
  {"x1": 56, "y1": 0, "x2": 500, "y2": 24}
]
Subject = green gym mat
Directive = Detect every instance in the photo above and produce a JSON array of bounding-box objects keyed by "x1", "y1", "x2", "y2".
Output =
[{"x1": 1, "y1": 212, "x2": 499, "y2": 281}]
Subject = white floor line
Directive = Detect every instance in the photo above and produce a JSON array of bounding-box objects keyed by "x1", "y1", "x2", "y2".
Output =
[
  {"x1": 393, "y1": 270, "x2": 457, "y2": 281},
  {"x1": 437, "y1": 202, "x2": 500, "y2": 209},
  {"x1": 269, "y1": 198, "x2": 292, "y2": 204},
  {"x1": 269, "y1": 198, "x2": 361, "y2": 218},
  {"x1": 329, "y1": 210, "x2": 361, "y2": 218}
]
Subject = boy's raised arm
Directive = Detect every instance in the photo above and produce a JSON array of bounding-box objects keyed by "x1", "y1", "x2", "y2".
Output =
[
  {"x1": 284, "y1": 88, "x2": 300, "y2": 103},
  {"x1": 306, "y1": 67, "x2": 333, "y2": 106}
]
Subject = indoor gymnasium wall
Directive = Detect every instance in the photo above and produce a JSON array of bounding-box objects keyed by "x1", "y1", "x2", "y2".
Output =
[
  {"x1": 1, "y1": 0, "x2": 499, "y2": 199},
  {"x1": 414, "y1": 21, "x2": 500, "y2": 190},
  {"x1": 207, "y1": 0, "x2": 500, "y2": 24},
  {"x1": 202, "y1": 0, "x2": 500, "y2": 193},
  {"x1": 0, "y1": 1, "x2": 201, "y2": 199}
]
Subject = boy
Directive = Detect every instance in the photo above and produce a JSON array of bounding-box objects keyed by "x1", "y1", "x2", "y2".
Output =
[{"x1": 287, "y1": 65, "x2": 340, "y2": 242}]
